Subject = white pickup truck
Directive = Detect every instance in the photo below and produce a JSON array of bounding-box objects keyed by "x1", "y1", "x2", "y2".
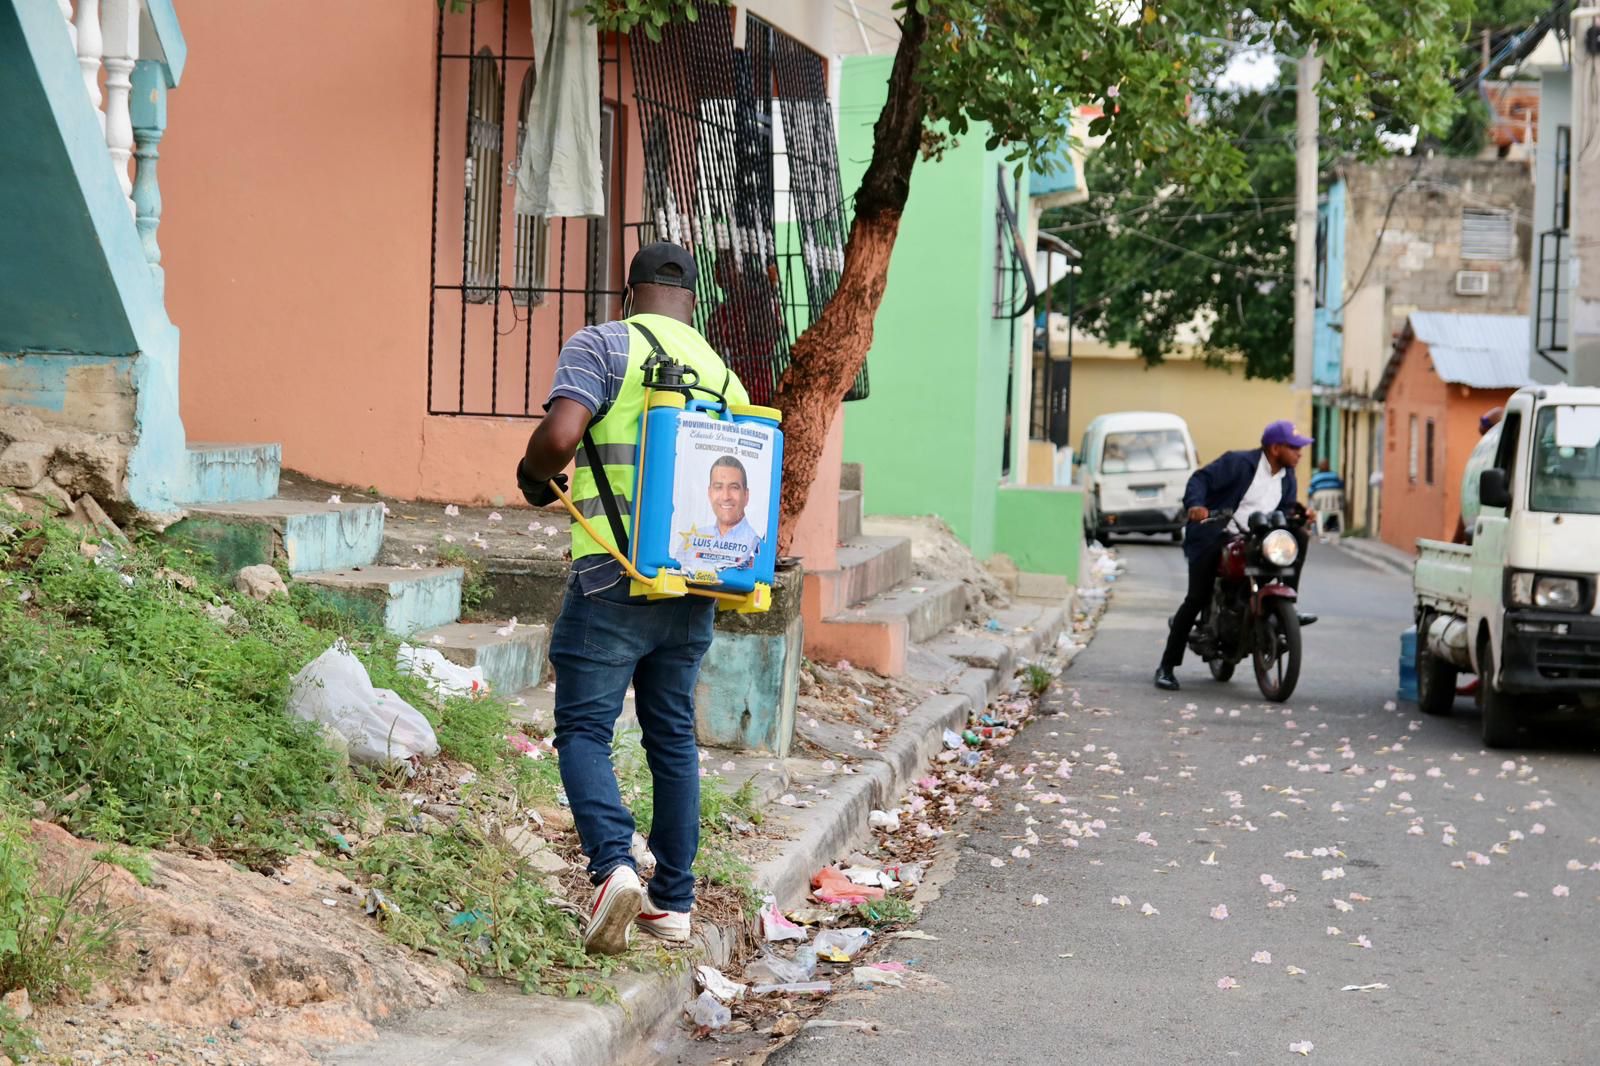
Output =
[{"x1": 1413, "y1": 385, "x2": 1600, "y2": 747}]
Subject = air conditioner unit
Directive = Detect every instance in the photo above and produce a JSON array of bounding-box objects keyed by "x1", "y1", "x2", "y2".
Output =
[{"x1": 1455, "y1": 270, "x2": 1491, "y2": 296}]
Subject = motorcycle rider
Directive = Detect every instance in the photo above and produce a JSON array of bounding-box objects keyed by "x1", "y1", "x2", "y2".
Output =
[{"x1": 1154, "y1": 420, "x2": 1317, "y2": 692}]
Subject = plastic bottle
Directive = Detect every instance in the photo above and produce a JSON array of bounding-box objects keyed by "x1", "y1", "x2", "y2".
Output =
[{"x1": 689, "y1": 990, "x2": 731, "y2": 1029}]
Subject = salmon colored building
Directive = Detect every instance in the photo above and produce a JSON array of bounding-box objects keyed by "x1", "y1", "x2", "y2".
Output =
[
  {"x1": 1376, "y1": 311, "x2": 1530, "y2": 554},
  {"x1": 159, "y1": 0, "x2": 845, "y2": 510}
]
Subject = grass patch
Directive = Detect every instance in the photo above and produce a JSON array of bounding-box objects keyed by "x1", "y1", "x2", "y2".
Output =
[
  {"x1": 1023, "y1": 662, "x2": 1053, "y2": 696},
  {"x1": 0, "y1": 800, "x2": 124, "y2": 1006},
  {"x1": 0, "y1": 505, "x2": 758, "y2": 1001},
  {"x1": 435, "y1": 543, "x2": 494, "y2": 617}
]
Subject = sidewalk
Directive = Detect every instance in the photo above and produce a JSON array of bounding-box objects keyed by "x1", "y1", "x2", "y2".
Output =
[
  {"x1": 1331, "y1": 535, "x2": 1415, "y2": 578},
  {"x1": 318, "y1": 589, "x2": 1107, "y2": 1066}
]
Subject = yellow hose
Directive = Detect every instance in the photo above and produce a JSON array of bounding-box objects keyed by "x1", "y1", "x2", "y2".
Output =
[{"x1": 547, "y1": 478, "x2": 745, "y2": 604}]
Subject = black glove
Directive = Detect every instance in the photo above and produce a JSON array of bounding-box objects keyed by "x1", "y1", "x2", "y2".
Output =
[{"x1": 516, "y1": 459, "x2": 567, "y2": 507}]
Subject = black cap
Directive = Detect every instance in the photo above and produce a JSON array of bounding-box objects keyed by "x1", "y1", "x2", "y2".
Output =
[{"x1": 627, "y1": 242, "x2": 698, "y2": 290}]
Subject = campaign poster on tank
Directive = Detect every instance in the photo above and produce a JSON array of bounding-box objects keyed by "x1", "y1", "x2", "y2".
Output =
[{"x1": 668, "y1": 414, "x2": 775, "y2": 580}]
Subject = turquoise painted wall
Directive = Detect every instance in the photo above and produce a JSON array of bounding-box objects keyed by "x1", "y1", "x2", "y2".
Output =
[
  {"x1": 837, "y1": 55, "x2": 1024, "y2": 560},
  {"x1": 1, "y1": 2, "x2": 192, "y2": 512}
]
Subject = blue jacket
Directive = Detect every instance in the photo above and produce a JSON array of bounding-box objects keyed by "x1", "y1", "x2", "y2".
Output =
[{"x1": 1181, "y1": 448, "x2": 1298, "y2": 561}]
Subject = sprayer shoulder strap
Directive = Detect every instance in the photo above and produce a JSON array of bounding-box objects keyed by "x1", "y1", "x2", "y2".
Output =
[
  {"x1": 630, "y1": 320, "x2": 731, "y2": 396},
  {"x1": 581, "y1": 428, "x2": 630, "y2": 559}
]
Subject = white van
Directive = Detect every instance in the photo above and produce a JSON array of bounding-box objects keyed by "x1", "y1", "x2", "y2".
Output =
[{"x1": 1076, "y1": 412, "x2": 1199, "y2": 543}]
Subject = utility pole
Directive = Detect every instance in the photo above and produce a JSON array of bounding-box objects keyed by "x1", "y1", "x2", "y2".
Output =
[{"x1": 1293, "y1": 49, "x2": 1323, "y2": 427}]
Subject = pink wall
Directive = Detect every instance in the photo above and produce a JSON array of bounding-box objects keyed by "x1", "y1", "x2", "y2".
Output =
[{"x1": 162, "y1": 2, "x2": 639, "y2": 505}]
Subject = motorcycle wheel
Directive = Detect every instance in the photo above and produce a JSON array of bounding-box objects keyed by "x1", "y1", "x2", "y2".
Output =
[{"x1": 1252, "y1": 598, "x2": 1302, "y2": 702}]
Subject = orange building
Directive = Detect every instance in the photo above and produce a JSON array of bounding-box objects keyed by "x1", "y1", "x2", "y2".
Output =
[
  {"x1": 1376, "y1": 311, "x2": 1530, "y2": 553},
  {"x1": 159, "y1": 1, "x2": 845, "y2": 508}
]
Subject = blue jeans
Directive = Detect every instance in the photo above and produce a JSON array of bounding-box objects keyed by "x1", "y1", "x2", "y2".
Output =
[{"x1": 549, "y1": 572, "x2": 714, "y2": 912}]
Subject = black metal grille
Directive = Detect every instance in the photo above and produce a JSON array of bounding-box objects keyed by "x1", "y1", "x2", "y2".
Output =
[
  {"x1": 993, "y1": 167, "x2": 1037, "y2": 319},
  {"x1": 631, "y1": 13, "x2": 866, "y2": 405},
  {"x1": 426, "y1": 4, "x2": 862, "y2": 418},
  {"x1": 427, "y1": 2, "x2": 628, "y2": 417},
  {"x1": 1536, "y1": 227, "x2": 1569, "y2": 374},
  {"x1": 1534, "y1": 635, "x2": 1600, "y2": 681}
]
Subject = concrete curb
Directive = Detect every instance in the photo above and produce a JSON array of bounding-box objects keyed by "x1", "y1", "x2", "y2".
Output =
[
  {"x1": 320, "y1": 598, "x2": 1072, "y2": 1066},
  {"x1": 1333, "y1": 536, "x2": 1416, "y2": 578}
]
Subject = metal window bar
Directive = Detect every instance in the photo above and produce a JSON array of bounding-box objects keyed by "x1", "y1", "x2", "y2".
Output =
[
  {"x1": 1554, "y1": 124, "x2": 1571, "y2": 230},
  {"x1": 427, "y1": 3, "x2": 858, "y2": 418},
  {"x1": 1536, "y1": 227, "x2": 1570, "y2": 374},
  {"x1": 512, "y1": 68, "x2": 548, "y2": 307},
  {"x1": 993, "y1": 167, "x2": 1037, "y2": 318},
  {"x1": 427, "y1": 1, "x2": 628, "y2": 417}
]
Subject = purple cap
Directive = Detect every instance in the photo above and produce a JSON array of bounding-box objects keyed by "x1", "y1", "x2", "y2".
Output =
[{"x1": 1262, "y1": 420, "x2": 1314, "y2": 448}]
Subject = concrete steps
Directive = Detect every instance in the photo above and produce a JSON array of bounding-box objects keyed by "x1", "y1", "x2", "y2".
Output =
[
  {"x1": 802, "y1": 535, "x2": 912, "y2": 621},
  {"x1": 804, "y1": 579, "x2": 967, "y2": 676},
  {"x1": 837, "y1": 489, "x2": 863, "y2": 542},
  {"x1": 416, "y1": 622, "x2": 550, "y2": 696},
  {"x1": 298, "y1": 565, "x2": 464, "y2": 637},
  {"x1": 185, "y1": 442, "x2": 281, "y2": 504},
  {"x1": 168, "y1": 499, "x2": 385, "y2": 575}
]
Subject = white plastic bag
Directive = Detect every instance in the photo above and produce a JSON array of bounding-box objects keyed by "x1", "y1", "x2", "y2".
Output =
[
  {"x1": 289, "y1": 640, "x2": 440, "y2": 767},
  {"x1": 396, "y1": 643, "x2": 489, "y2": 699}
]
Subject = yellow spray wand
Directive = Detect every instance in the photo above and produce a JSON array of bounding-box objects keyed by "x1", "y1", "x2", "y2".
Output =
[{"x1": 546, "y1": 477, "x2": 751, "y2": 606}]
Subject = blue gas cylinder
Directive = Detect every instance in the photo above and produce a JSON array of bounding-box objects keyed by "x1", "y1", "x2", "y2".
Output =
[
  {"x1": 1397, "y1": 627, "x2": 1419, "y2": 703},
  {"x1": 630, "y1": 392, "x2": 782, "y2": 600}
]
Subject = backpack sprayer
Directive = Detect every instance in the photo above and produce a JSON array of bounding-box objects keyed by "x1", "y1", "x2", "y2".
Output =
[{"x1": 547, "y1": 333, "x2": 782, "y2": 614}]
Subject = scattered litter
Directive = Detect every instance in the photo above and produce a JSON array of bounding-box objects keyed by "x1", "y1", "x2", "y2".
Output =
[
  {"x1": 760, "y1": 896, "x2": 809, "y2": 942},
  {"x1": 1216, "y1": 976, "x2": 1239, "y2": 990},
  {"x1": 801, "y1": 1018, "x2": 878, "y2": 1032},
  {"x1": 289, "y1": 641, "x2": 439, "y2": 768},
  {"x1": 1341, "y1": 983, "x2": 1389, "y2": 992},
  {"x1": 746, "y1": 949, "x2": 815, "y2": 985},
  {"x1": 695, "y1": 965, "x2": 746, "y2": 1002},
  {"x1": 754, "y1": 981, "x2": 832, "y2": 996},
  {"x1": 321, "y1": 898, "x2": 338, "y2": 908},
  {"x1": 892, "y1": 930, "x2": 939, "y2": 942},
  {"x1": 943, "y1": 728, "x2": 964, "y2": 749},
  {"x1": 1031, "y1": 893, "x2": 1050, "y2": 906},
  {"x1": 1210, "y1": 904, "x2": 1230, "y2": 921},
  {"x1": 688, "y1": 990, "x2": 731, "y2": 1030},
  {"x1": 396, "y1": 643, "x2": 489, "y2": 699},
  {"x1": 853, "y1": 964, "x2": 905, "y2": 988},
  {"x1": 361, "y1": 888, "x2": 394, "y2": 919},
  {"x1": 1289, "y1": 1040, "x2": 1315, "y2": 1056},
  {"x1": 868, "y1": 809, "x2": 902, "y2": 832},
  {"x1": 814, "y1": 866, "x2": 886, "y2": 904},
  {"x1": 813, "y1": 928, "x2": 872, "y2": 962}
]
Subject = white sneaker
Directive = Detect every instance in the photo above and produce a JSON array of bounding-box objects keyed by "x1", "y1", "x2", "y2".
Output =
[
  {"x1": 635, "y1": 896, "x2": 691, "y2": 942},
  {"x1": 583, "y1": 865, "x2": 645, "y2": 955}
]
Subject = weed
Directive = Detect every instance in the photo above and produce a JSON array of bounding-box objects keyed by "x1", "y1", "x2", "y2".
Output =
[
  {"x1": 436, "y1": 544, "x2": 493, "y2": 616},
  {"x1": 90, "y1": 846, "x2": 154, "y2": 886},
  {"x1": 0, "y1": 1003, "x2": 34, "y2": 1060},
  {"x1": 0, "y1": 806, "x2": 125, "y2": 1003},
  {"x1": 1023, "y1": 662, "x2": 1054, "y2": 696},
  {"x1": 852, "y1": 895, "x2": 918, "y2": 928}
]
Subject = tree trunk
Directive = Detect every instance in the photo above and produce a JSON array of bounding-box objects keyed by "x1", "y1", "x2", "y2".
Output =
[{"x1": 774, "y1": 6, "x2": 929, "y2": 552}]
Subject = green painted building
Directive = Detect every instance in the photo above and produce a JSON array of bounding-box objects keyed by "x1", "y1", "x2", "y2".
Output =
[{"x1": 836, "y1": 55, "x2": 1081, "y2": 582}]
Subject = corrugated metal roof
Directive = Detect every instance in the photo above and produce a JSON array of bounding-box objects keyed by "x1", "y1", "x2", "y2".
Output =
[{"x1": 1409, "y1": 311, "x2": 1534, "y2": 389}]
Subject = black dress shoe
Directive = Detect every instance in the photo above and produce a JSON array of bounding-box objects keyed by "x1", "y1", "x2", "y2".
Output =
[
  {"x1": 1298, "y1": 614, "x2": 1318, "y2": 627},
  {"x1": 1154, "y1": 667, "x2": 1180, "y2": 691}
]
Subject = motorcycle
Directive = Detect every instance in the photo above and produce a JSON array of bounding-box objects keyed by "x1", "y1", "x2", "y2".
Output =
[{"x1": 1187, "y1": 507, "x2": 1306, "y2": 702}]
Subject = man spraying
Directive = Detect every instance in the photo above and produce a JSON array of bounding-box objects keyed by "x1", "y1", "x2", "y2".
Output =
[{"x1": 515, "y1": 243, "x2": 750, "y2": 954}]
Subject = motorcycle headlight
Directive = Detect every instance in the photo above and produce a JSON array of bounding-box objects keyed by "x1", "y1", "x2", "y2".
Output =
[{"x1": 1261, "y1": 529, "x2": 1299, "y2": 567}]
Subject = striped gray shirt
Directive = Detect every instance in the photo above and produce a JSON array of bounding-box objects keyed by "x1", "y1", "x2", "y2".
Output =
[
  {"x1": 547, "y1": 322, "x2": 634, "y2": 594},
  {"x1": 547, "y1": 321, "x2": 632, "y2": 420}
]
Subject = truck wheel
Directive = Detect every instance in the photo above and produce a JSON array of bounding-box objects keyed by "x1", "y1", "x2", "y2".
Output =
[
  {"x1": 1477, "y1": 643, "x2": 1523, "y2": 748},
  {"x1": 1170, "y1": 529, "x2": 1184, "y2": 544},
  {"x1": 1208, "y1": 658, "x2": 1235, "y2": 682},
  {"x1": 1253, "y1": 598, "x2": 1302, "y2": 702},
  {"x1": 1416, "y1": 616, "x2": 1459, "y2": 717}
]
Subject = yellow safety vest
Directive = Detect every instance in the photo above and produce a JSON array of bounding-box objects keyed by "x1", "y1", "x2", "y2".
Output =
[{"x1": 569, "y1": 313, "x2": 750, "y2": 562}]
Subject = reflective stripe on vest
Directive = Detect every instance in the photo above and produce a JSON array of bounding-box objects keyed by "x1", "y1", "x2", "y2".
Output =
[{"x1": 568, "y1": 314, "x2": 751, "y2": 562}]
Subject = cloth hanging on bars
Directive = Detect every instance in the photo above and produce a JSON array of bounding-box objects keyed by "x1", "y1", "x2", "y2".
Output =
[{"x1": 515, "y1": 0, "x2": 604, "y2": 219}]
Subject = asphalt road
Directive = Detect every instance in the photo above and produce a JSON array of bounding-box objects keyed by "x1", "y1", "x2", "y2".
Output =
[{"x1": 770, "y1": 539, "x2": 1600, "y2": 1065}]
